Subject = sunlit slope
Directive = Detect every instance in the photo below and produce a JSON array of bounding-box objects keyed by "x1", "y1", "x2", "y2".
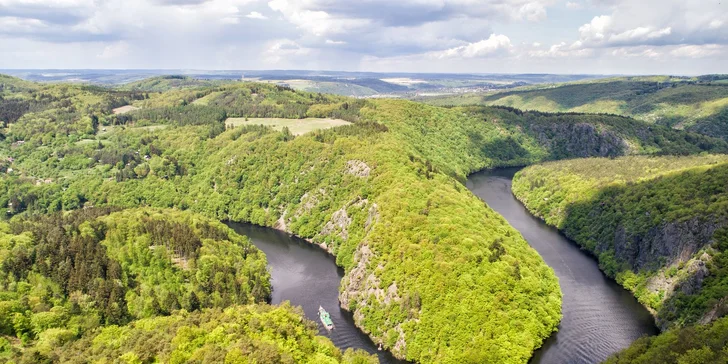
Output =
[
  {"x1": 2, "y1": 77, "x2": 727, "y2": 362},
  {"x1": 420, "y1": 76, "x2": 728, "y2": 141},
  {"x1": 606, "y1": 316, "x2": 728, "y2": 363}
]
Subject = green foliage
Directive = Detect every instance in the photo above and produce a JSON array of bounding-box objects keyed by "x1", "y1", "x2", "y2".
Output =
[
  {"x1": 120, "y1": 75, "x2": 231, "y2": 92},
  {"x1": 423, "y1": 78, "x2": 728, "y2": 141},
  {"x1": 606, "y1": 316, "x2": 728, "y2": 364},
  {"x1": 513, "y1": 155, "x2": 728, "y2": 329},
  {"x1": 18, "y1": 303, "x2": 376, "y2": 364},
  {"x1": 3, "y1": 76, "x2": 724, "y2": 363},
  {"x1": 0, "y1": 207, "x2": 271, "y2": 358},
  {"x1": 688, "y1": 107, "x2": 728, "y2": 141}
]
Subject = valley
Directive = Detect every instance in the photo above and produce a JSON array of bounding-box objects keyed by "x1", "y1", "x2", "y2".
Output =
[
  {"x1": 469, "y1": 169, "x2": 657, "y2": 363},
  {"x1": 420, "y1": 76, "x2": 728, "y2": 142},
  {"x1": 1, "y1": 72, "x2": 727, "y2": 363}
]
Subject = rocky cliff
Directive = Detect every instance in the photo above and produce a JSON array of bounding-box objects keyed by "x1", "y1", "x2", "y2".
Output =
[{"x1": 512, "y1": 156, "x2": 728, "y2": 330}]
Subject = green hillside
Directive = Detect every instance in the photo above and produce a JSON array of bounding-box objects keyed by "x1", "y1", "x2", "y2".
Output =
[
  {"x1": 0, "y1": 208, "x2": 286, "y2": 361},
  {"x1": 513, "y1": 155, "x2": 728, "y2": 363},
  {"x1": 1, "y1": 76, "x2": 725, "y2": 362},
  {"x1": 121, "y1": 75, "x2": 232, "y2": 92},
  {"x1": 25, "y1": 303, "x2": 377, "y2": 364},
  {"x1": 419, "y1": 76, "x2": 728, "y2": 141},
  {"x1": 513, "y1": 155, "x2": 728, "y2": 331},
  {"x1": 606, "y1": 316, "x2": 728, "y2": 364}
]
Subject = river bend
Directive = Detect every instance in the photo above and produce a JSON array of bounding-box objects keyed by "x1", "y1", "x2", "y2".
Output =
[
  {"x1": 228, "y1": 167, "x2": 657, "y2": 364},
  {"x1": 467, "y1": 168, "x2": 657, "y2": 364}
]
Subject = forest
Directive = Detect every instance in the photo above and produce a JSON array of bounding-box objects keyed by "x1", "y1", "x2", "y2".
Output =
[
  {"x1": 0, "y1": 207, "x2": 351, "y2": 361},
  {"x1": 1, "y1": 74, "x2": 727, "y2": 363},
  {"x1": 513, "y1": 155, "x2": 728, "y2": 361},
  {"x1": 606, "y1": 316, "x2": 728, "y2": 363},
  {"x1": 420, "y1": 76, "x2": 728, "y2": 142},
  {"x1": 0, "y1": 207, "x2": 375, "y2": 363}
]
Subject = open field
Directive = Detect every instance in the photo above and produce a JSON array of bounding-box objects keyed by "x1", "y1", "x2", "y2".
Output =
[
  {"x1": 112, "y1": 105, "x2": 140, "y2": 114},
  {"x1": 226, "y1": 117, "x2": 351, "y2": 135}
]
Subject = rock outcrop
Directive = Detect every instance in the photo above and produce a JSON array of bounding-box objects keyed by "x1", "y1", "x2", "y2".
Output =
[
  {"x1": 607, "y1": 216, "x2": 726, "y2": 272},
  {"x1": 527, "y1": 122, "x2": 629, "y2": 158}
]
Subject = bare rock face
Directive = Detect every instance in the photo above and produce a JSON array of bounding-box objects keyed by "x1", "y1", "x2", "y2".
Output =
[
  {"x1": 610, "y1": 216, "x2": 726, "y2": 272},
  {"x1": 339, "y1": 244, "x2": 375, "y2": 316},
  {"x1": 345, "y1": 160, "x2": 371, "y2": 177},
  {"x1": 321, "y1": 206, "x2": 353, "y2": 241},
  {"x1": 527, "y1": 122, "x2": 630, "y2": 158},
  {"x1": 604, "y1": 216, "x2": 726, "y2": 330},
  {"x1": 321, "y1": 198, "x2": 372, "y2": 242},
  {"x1": 679, "y1": 258, "x2": 710, "y2": 296},
  {"x1": 365, "y1": 203, "x2": 378, "y2": 231},
  {"x1": 699, "y1": 297, "x2": 728, "y2": 325},
  {"x1": 339, "y1": 243, "x2": 408, "y2": 357}
]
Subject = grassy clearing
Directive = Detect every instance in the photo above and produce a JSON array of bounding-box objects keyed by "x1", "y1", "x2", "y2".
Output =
[
  {"x1": 112, "y1": 105, "x2": 140, "y2": 114},
  {"x1": 191, "y1": 91, "x2": 224, "y2": 105},
  {"x1": 226, "y1": 117, "x2": 351, "y2": 135}
]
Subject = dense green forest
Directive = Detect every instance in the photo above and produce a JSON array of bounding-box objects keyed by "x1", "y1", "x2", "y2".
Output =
[
  {"x1": 14, "y1": 303, "x2": 377, "y2": 364},
  {"x1": 0, "y1": 207, "x2": 316, "y2": 361},
  {"x1": 419, "y1": 76, "x2": 728, "y2": 141},
  {"x1": 605, "y1": 318, "x2": 728, "y2": 364},
  {"x1": 513, "y1": 156, "x2": 728, "y2": 331},
  {"x1": 120, "y1": 75, "x2": 233, "y2": 92},
  {"x1": 0, "y1": 207, "x2": 375, "y2": 363},
  {"x1": 606, "y1": 315, "x2": 728, "y2": 364},
  {"x1": 1, "y1": 74, "x2": 726, "y2": 362}
]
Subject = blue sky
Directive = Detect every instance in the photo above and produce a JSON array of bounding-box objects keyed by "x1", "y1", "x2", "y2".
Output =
[{"x1": 0, "y1": 0, "x2": 726, "y2": 74}]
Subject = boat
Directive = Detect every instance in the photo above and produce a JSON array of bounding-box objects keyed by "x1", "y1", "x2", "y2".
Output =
[{"x1": 319, "y1": 306, "x2": 334, "y2": 330}]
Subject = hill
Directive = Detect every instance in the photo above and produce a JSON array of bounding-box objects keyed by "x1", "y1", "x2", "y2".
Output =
[
  {"x1": 512, "y1": 155, "x2": 728, "y2": 331},
  {"x1": 606, "y1": 315, "x2": 728, "y2": 364},
  {"x1": 15, "y1": 303, "x2": 376, "y2": 363},
  {"x1": 120, "y1": 75, "x2": 233, "y2": 92},
  {"x1": 0, "y1": 208, "x2": 296, "y2": 361},
  {"x1": 1, "y1": 75, "x2": 726, "y2": 362},
  {"x1": 419, "y1": 76, "x2": 728, "y2": 141}
]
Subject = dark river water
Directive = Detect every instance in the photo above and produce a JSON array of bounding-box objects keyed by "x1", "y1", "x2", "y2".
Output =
[
  {"x1": 227, "y1": 167, "x2": 657, "y2": 364},
  {"x1": 227, "y1": 223, "x2": 405, "y2": 364},
  {"x1": 467, "y1": 168, "x2": 658, "y2": 364}
]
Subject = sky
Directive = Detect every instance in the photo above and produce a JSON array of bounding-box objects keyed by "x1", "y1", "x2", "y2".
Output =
[{"x1": 0, "y1": 0, "x2": 726, "y2": 74}]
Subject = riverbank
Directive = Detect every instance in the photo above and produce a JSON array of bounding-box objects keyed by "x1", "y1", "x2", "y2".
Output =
[
  {"x1": 467, "y1": 168, "x2": 657, "y2": 363},
  {"x1": 511, "y1": 156, "x2": 728, "y2": 331},
  {"x1": 228, "y1": 222, "x2": 407, "y2": 364}
]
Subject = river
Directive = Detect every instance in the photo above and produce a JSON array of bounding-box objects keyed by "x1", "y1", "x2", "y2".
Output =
[
  {"x1": 228, "y1": 167, "x2": 657, "y2": 364},
  {"x1": 227, "y1": 222, "x2": 405, "y2": 364},
  {"x1": 467, "y1": 168, "x2": 657, "y2": 364}
]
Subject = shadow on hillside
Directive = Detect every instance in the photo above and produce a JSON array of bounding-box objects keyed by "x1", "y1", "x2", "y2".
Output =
[{"x1": 553, "y1": 164, "x2": 728, "y2": 329}]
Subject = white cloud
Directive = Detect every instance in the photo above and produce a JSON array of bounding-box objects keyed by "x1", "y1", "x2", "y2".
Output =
[
  {"x1": 431, "y1": 34, "x2": 512, "y2": 59},
  {"x1": 518, "y1": 2, "x2": 548, "y2": 21},
  {"x1": 0, "y1": 0, "x2": 91, "y2": 6},
  {"x1": 528, "y1": 41, "x2": 594, "y2": 58},
  {"x1": 268, "y1": 0, "x2": 370, "y2": 36},
  {"x1": 578, "y1": 15, "x2": 612, "y2": 42},
  {"x1": 578, "y1": 15, "x2": 673, "y2": 47},
  {"x1": 611, "y1": 47, "x2": 661, "y2": 59},
  {"x1": 245, "y1": 11, "x2": 267, "y2": 20},
  {"x1": 576, "y1": 0, "x2": 728, "y2": 49},
  {"x1": 709, "y1": 20, "x2": 724, "y2": 30},
  {"x1": 670, "y1": 44, "x2": 724, "y2": 58},
  {"x1": 264, "y1": 38, "x2": 313, "y2": 64},
  {"x1": 608, "y1": 26, "x2": 672, "y2": 44},
  {"x1": 0, "y1": 16, "x2": 47, "y2": 31},
  {"x1": 0, "y1": 0, "x2": 726, "y2": 73}
]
